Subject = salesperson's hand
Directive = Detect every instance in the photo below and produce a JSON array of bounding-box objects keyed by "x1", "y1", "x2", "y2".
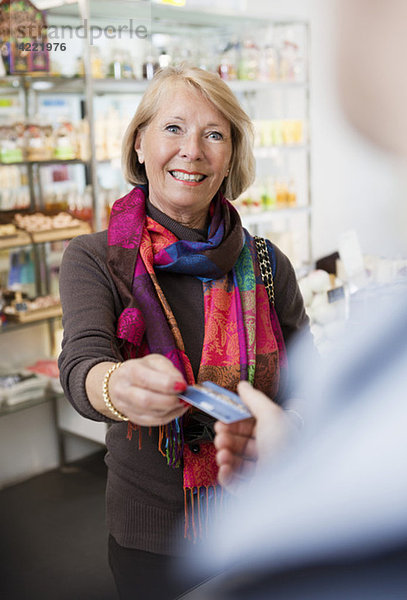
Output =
[
  {"x1": 86, "y1": 355, "x2": 189, "y2": 426},
  {"x1": 214, "y1": 381, "x2": 289, "y2": 493}
]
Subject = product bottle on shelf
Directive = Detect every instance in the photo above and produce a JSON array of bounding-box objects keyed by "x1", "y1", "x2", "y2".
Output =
[
  {"x1": 76, "y1": 57, "x2": 84, "y2": 77},
  {"x1": 108, "y1": 47, "x2": 124, "y2": 79},
  {"x1": 132, "y1": 55, "x2": 143, "y2": 80},
  {"x1": 218, "y1": 42, "x2": 238, "y2": 81},
  {"x1": 69, "y1": 185, "x2": 93, "y2": 224},
  {"x1": 43, "y1": 123, "x2": 54, "y2": 158},
  {"x1": 276, "y1": 178, "x2": 289, "y2": 207},
  {"x1": 25, "y1": 122, "x2": 50, "y2": 161},
  {"x1": 287, "y1": 177, "x2": 297, "y2": 207},
  {"x1": 238, "y1": 40, "x2": 259, "y2": 80},
  {"x1": 279, "y1": 39, "x2": 299, "y2": 81},
  {"x1": 55, "y1": 192, "x2": 69, "y2": 212},
  {"x1": 143, "y1": 47, "x2": 159, "y2": 80},
  {"x1": 262, "y1": 178, "x2": 277, "y2": 210},
  {"x1": 0, "y1": 123, "x2": 25, "y2": 163},
  {"x1": 76, "y1": 119, "x2": 90, "y2": 161},
  {"x1": 54, "y1": 121, "x2": 76, "y2": 160},
  {"x1": 91, "y1": 46, "x2": 105, "y2": 79},
  {"x1": 158, "y1": 48, "x2": 172, "y2": 69},
  {"x1": 44, "y1": 191, "x2": 56, "y2": 212},
  {"x1": 258, "y1": 44, "x2": 278, "y2": 81},
  {"x1": 271, "y1": 120, "x2": 284, "y2": 146},
  {"x1": 44, "y1": 187, "x2": 69, "y2": 212},
  {"x1": 20, "y1": 250, "x2": 36, "y2": 298},
  {"x1": 8, "y1": 252, "x2": 21, "y2": 290},
  {"x1": 121, "y1": 51, "x2": 133, "y2": 79}
]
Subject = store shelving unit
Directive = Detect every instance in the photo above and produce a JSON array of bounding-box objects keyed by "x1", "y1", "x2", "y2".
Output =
[
  {"x1": 39, "y1": 1, "x2": 311, "y2": 254},
  {"x1": 0, "y1": 0, "x2": 311, "y2": 456},
  {"x1": 2, "y1": 2, "x2": 311, "y2": 250},
  {"x1": 0, "y1": 61, "x2": 92, "y2": 444}
]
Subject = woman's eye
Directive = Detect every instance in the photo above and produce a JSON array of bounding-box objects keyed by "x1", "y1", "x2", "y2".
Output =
[
  {"x1": 208, "y1": 131, "x2": 223, "y2": 140},
  {"x1": 165, "y1": 125, "x2": 180, "y2": 133}
]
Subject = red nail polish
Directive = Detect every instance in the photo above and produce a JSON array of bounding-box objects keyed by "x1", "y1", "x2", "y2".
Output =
[
  {"x1": 179, "y1": 399, "x2": 189, "y2": 407},
  {"x1": 174, "y1": 381, "x2": 187, "y2": 393}
]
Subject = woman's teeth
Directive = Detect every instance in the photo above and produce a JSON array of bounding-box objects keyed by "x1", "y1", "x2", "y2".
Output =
[{"x1": 170, "y1": 171, "x2": 206, "y2": 182}]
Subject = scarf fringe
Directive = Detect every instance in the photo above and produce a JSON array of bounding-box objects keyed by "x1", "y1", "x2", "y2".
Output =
[
  {"x1": 126, "y1": 422, "x2": 137, "y2": 442},
  {"x1": 126, "y1": 422, "x2": 155, "y2": 452},
  {"x1": 159, "y1": 419, "x2": 184, "y2": 467},
  {"x1": 184, "y1": 485, "x2": 224, "y2": 542},
  {"x1": 127, "y1": 421, "x2": 184, "y2": 467}
]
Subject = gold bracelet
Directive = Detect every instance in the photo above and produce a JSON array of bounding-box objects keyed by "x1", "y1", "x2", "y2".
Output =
[{"x1": 102, "y1": 362, "x2": 128, "y2": 422}]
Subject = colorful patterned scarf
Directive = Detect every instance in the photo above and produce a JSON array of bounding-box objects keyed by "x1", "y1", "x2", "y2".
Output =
[{"x1": 107, "y1": 186, "x2": 285, "y2": 539}]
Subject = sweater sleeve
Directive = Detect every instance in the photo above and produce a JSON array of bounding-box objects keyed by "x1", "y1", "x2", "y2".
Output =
[{"x1": 58, "y1": 232, "x2": 123, "y2": 422}]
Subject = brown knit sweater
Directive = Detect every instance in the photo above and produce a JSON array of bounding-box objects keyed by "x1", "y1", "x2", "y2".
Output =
[{"x1": 58, "y1": 201, "x2": 310, "y2": 556}]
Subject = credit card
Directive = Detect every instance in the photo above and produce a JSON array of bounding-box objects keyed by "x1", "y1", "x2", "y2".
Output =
[{"x1": 179, "y1": 381, "x2": 252, "y2": 424}]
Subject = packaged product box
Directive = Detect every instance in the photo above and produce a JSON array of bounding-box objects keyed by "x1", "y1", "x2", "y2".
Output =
[{"x1": 0, "y1": 0, "x2": 49, "y2": 75}]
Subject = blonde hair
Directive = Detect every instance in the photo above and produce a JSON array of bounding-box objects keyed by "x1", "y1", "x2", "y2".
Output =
[{"x1": 121, "y1": 64, "x2": 255, "y2": 200}]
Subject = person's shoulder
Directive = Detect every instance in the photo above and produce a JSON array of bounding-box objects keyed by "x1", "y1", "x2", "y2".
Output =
[
  {"x1": 264, "y1": 238, "x2": 287, "y2": 262},
  {"x1": 244, "y1": 229, "x2": 295, "y2": 278},
  {"x1": 263, "y1": 237, "x2": 295, "y2": 280},
  {"x1": 67, "y1": 229, "x2": 107, "y2": 250},
  {"x1": 63, "y1": 229, "x2": 108, "y2": 261},
  {"x1": 69, "y1": 228, "x2": 107, "y2": 246}
]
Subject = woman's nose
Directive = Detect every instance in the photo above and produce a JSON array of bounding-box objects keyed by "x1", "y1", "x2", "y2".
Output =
[{"x1": 179, "y1": 133, "x2": 204, "y2": 161}]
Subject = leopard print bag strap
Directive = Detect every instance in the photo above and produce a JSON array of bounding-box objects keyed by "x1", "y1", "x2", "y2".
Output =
[{"x1": 254, "y1": 235, "x2": 275, "y2": 307}]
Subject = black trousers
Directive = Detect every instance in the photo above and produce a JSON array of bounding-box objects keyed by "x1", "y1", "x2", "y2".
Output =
[{"x1": 108, "y1": 534, "x2": 202, "y2": 600}]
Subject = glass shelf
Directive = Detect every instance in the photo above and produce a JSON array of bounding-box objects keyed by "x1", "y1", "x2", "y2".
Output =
[
  {"x1": 47, "y1": 0, "x2": 268, "y2": 27},
  {"x1": 0, "y1": 158, "x2": 87, "y2": 167},
  {"x1": 0, "y1": 395, "x2": 49, "y2": 416},
  {"x1": 0, "y1": 74, "x2": 307, "y2": 96},
  {"x1": 0, "y1": 75, "x2": 85, "y2": 94},
  {"x1": 0, "y1": 314, "x2": 62, "y2": 335},
  {"x1": 253, "y1": 144, "x2": 310, "y2": 159},
  {"x1": 240, "y1": 205, "x2": 311, "y2": 226},
  {"x1": 0, "y1": 230, "x2": 31, "y2": 249},
  {"x1": 0, "y1": 390, "x2": 63, "y2": 417},
  {"x1": 0, "y1": 221, "x2": 91, "y2": 250},
  {"x1": 90, "y1": 77, "x2": 307, "y2": 95}
]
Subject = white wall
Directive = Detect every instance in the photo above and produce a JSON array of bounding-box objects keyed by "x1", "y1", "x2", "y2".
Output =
[{"x1": 247, "y1": 0, "x2": 405, "y2": 261}]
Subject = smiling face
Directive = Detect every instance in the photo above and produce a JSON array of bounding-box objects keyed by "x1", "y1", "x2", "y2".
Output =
[{"x1": 135, "y1": 83, "x2": 233, "y2": 228}]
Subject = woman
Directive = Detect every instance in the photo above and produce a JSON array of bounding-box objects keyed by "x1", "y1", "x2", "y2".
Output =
[{"x1": 58, "y1": 64, "x2": 310, "y2": 599}]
